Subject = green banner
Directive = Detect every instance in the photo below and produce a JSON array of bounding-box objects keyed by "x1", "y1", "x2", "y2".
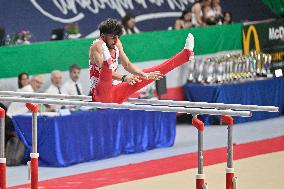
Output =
[{"x1": 0, "y1": 23, "x2": 242, "y2": 79}]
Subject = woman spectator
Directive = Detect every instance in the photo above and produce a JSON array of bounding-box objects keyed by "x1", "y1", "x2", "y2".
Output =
[
  {"x1": 202, "y1": 0, "x2": 217, "y2": 25},
  {"x1": 121, "y1": 13, "x2": 140, "y2": 35},
  {"x1": 17, "y1": 72, "x2": 30, "y2": 89},
  {"x1": 222, "y1": 11, "x2": 233, "y2": 24},
  {"x1": 191, "y1": 0, "x2": 205, "y2": 27},
  {"x1": 212, "y1": 0, "x2": 223, "y2": 24},
  {"x1": 175, "y1": 8, "x2": 193, "y2": 29}
]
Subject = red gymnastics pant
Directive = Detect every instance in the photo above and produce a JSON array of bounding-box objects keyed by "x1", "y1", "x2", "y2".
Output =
[{"x1": 92, "y1": 49, "x2": 193, "y2": 103}]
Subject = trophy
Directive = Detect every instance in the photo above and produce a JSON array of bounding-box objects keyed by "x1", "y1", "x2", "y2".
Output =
[
  {"x1": 216, "y1": 60, "x2": 224, "y2": 83},
  {"x1": 249, "y1": 51, "x2": 257, "y2": 79},
  {"x1": 187, "y1": 50, "x2": 274, "y2": 85},
  {"x1": 223, "y1": 57, "x2": 228, "y2": 82},
  {"x1": 205, "y1": 58, "x2": 215, "y2": 83},
  {"x1": 196, "y1": 59, "x2": 205, "y2": 83},
  {"x1": 235, "y1": 57, "x2": 242, "y2": 80},
  {"x1": 240, "y1": 56, "x2": 247, "y2": 79},
  {"x1": 266, "y1": 54, "x2": 273, "y2": 78},
  {"x1": 231, "y1": 57, "x2": 239, "y2": 80},
  {"x1": 260, "y1": 53, "x2": 267, "y2": 76},
  {"x1": 262, "y1": 54, "x2": 273, "y2": 78},
  {"x1": 225, "y1": 54, "x2": 233, "y2": 82},
  {"x1": 188, "y1": 56, "x2": 196, "y2": 82},
  {"x1": 256, "y1": 53, "x2": 262, "y2": 76},
  {"x1": 245, "y1": 56, "x2": 252, "y2": 79}
]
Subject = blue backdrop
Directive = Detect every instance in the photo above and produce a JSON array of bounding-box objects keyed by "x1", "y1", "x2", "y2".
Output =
[{"x1": 0, "y1": 0, "x2": 276, "y2": 42}]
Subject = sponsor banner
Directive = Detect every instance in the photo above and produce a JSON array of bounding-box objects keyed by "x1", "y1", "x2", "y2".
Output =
[
  {"x1": 242, "y1": 19, "x2": 284, "y2": 73},
  {"x1": 243, "y1": 19, "x2": 284, "y2": 54},
  {"x1": 0, "y1": 0, "x2": 195, "y2": 41},
  {"x1": 0, "y1": 1, "x2": 275, "y2": 42}
]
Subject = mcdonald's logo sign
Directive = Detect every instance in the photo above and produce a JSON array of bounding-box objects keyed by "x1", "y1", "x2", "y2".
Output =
[{"x1": 242, "y1": 25, "x2": 261, "y2": 55}]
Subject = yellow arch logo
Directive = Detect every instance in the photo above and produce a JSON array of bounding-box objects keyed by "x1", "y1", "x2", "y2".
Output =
[{"x1": 242, "y1": 25, "x2": 261, "y2": 55}]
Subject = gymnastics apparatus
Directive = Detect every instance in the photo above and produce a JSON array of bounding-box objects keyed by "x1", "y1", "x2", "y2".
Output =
[{"x1": 0, "y1": 91, "x2": 279, "y2": 189}]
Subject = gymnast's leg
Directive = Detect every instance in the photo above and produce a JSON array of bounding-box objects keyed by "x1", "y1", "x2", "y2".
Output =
[{"x1": 112, "y1": 33, "x2": 194, "y2": 103}]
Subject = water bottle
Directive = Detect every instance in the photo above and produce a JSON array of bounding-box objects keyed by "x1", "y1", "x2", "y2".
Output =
[{"x1": 5, "y1": 34, "x2": 11, "y2": 46}]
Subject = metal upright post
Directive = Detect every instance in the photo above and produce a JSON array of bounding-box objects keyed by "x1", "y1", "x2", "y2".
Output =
[
  {"x1": 26, "y1": 103, "x2": 39, "y2": 189},
  {"x1": 192, "y1": 116, "x2": 207, "y2": 189},
  {"x1": 0, "y1": 107, "x2": 6, "y2": 189},
  {"x1": 221, "y1": 115, "x2": 237, "y2": 189}
]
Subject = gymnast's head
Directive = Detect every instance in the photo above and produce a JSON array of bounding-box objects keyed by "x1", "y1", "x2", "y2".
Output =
[{"x1": 99, "y1": 18, "x2": 123, "y2": 49}]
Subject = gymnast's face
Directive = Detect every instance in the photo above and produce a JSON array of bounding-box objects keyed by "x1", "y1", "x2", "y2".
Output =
[{"x1": 102, "y1": 33, "x2": 119, "y2": 49}]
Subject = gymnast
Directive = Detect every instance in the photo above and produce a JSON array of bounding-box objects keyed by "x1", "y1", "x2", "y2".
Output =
[{"x1": 89, "y1": 18, "x2": 194, "y2": 103}]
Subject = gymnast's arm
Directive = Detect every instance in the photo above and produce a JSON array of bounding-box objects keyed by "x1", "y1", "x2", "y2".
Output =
[
  {"x1": 116, "y1": 39, "x2": 145, "y2": 76},
  {"x1": 117, "y1": 39, "x2": 162, "y2": 80},
  {"x1": 89, "y1": 40, "x2": 104, "y2": 68}
]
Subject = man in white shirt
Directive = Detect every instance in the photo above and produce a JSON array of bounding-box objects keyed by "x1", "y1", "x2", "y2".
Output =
[
  {"x1": 45, "y1": 70, "x2": 67, "y2": 111},
  {"x1": 63, "y1": 64, "x2": 83, "y2": 95},
  {"x1": 7, "y1": 75, "x2": 43, "y2": 117}
]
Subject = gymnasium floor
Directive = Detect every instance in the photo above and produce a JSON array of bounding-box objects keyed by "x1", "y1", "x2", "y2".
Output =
[{"x1": 7, "y1": 116, "x2": 284, "y2": 189}]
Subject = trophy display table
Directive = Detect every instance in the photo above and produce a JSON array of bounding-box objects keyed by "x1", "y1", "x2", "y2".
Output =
[{"x1": 184, "y1": 77, "x2": 284, "y2": 124}]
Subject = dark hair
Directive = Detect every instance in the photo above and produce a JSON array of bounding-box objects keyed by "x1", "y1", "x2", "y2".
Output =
[
  {"x1": 99, "y1": 18, "x2": 123, "y2": 36},
  {"x1": 121, "y1": 13, "x2": 136, "y2": 34},
  {"x1": 18, "y1": 72, "x2": 29, "y2": 89},
  {"x1": 69, "y1": 64, "x2": 81, "y2": 72},
  {"x1": 180, "y1": 8, "x2": 191, "y2": 20},
  {"x1": 122, "y1": 13, "x2": 135, "y2": 28},
  {"x1": 222, "y1": 11, "x2": 233, "y2": 24}
]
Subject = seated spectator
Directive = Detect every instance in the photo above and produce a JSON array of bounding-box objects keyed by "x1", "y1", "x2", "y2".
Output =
[
  {"x1": 175, "y1": 8, "x2": 193, "y2": 29},
  {"x1": 65, "y1": 22, "x2": 82, "y2": 39},
  {"x1": 212, "y1": 0, "x2": 223, "y2": 24},
  {"x1": 63, "y1": 64, "x2": 83, "y2": 95},
  {"x1": 222, "y1": 11, "x2": 233, "y2": 24},
  {"x1": 7, "y1": 75, "x2": 43, "y2": 117},
  {"x1": 191, "y1": 0, "x2": 205, "y2": 27},
  {"x1": 18, "y1": 72, "x2": 30, "y2": 89},
  {"x1": 45, "y1": 70, "x2": 67, "y2": 111},
  {"x1": 121, "y1": 13, "x2": 140, "y2": 35},
  {"x1": 46, "y1": 70, "x2": 66, "y2": 94},
  {"x1": 15, "y1": 31, "x2": 31, "y2": 45},
  {"x1": 202, "y1": 0, "x2": 219, "y2": 25}
]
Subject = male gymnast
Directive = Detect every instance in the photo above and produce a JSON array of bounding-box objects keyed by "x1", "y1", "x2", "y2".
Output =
[{"x1": 89, "y1": 18, "x2": 194, "y2": 103}]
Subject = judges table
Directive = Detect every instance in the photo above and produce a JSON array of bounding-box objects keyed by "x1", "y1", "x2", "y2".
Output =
[
  {"x1": 184, "y1": 77, "x2": 284, "y2": 124},
  {"x1": 13, "y1": 109, "x2": 176, "y2": 167}
]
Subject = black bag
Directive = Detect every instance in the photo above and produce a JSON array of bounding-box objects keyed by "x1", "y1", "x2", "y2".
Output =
[{"x1": 5, "y1": 136, "x2": 26, "y2": 166}]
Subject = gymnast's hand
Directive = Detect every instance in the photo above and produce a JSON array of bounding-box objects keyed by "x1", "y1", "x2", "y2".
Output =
[
  {"x1": 140, "y1": 71, "x2": 164, "y2": 80},
  {"x1": 101, "y1": 42, "x2": 111, "y2": 61},
  {"x1": 125, "y1": 75, "x2": 142, "y2": 85}
]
